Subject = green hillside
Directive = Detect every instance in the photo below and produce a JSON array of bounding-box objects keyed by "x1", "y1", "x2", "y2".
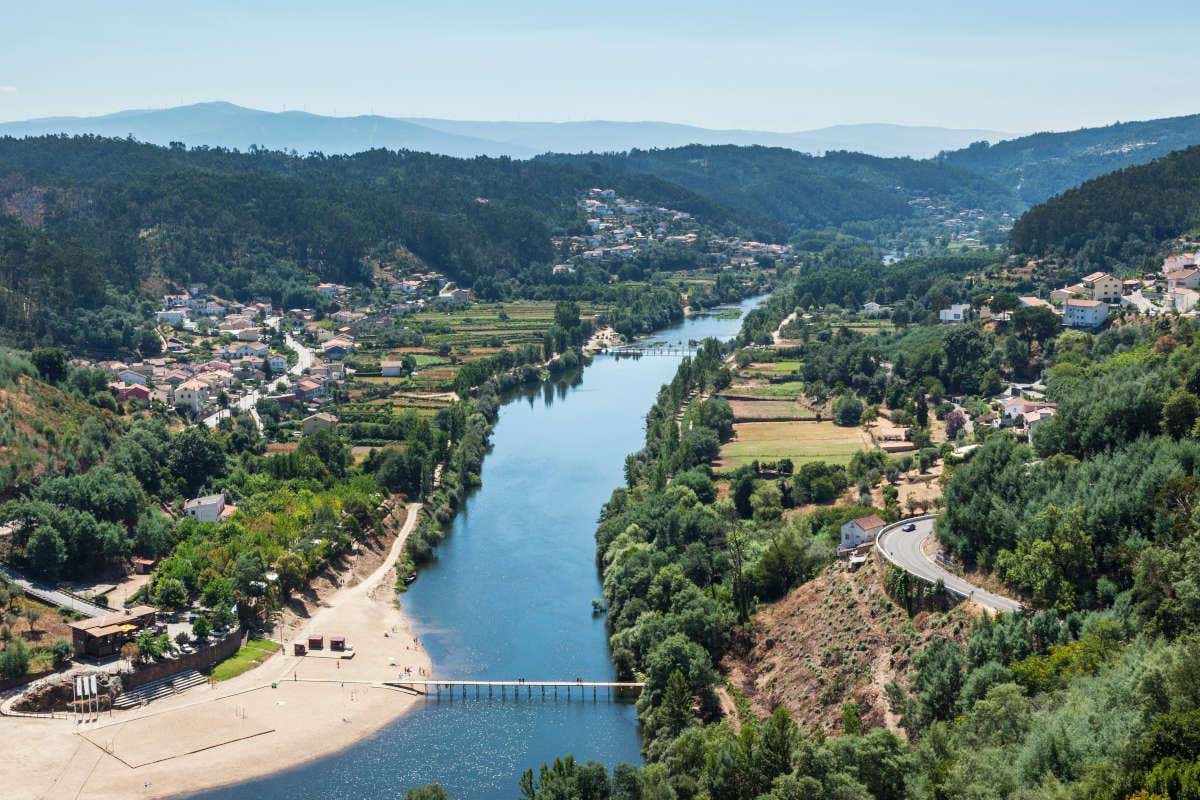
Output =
[
  {"x1": 942, "y1": 113, "x2": 1200, "y2": 203},
  {"x1": 1009, "y1": 144, "x2": 1200, "y2": 271}
]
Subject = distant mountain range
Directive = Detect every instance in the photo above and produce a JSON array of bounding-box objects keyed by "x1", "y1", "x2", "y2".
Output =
[{"x1": 0, "y1": 101, "x2": 1012, "y2": 159}]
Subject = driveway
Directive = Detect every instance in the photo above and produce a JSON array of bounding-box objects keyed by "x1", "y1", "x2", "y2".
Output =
[{"x1": 875, "y1": 516, "x2": 1022, "y2": 613}]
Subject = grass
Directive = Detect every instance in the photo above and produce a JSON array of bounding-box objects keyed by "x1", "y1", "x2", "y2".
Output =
[
  {"x1": 721, "y1": 381, "x2": 806, "y2": 399},
  {"x1": 210, "y1": 638, "x2": 280, "y2": 682},
  {"x1": 716, "y1": 421, "x2": 868, "y2": 472},
  {"x1": 745, "y1": 360, "x2": 802, "y2": 376},
  {"x1": 727, "y1": 399, "x2": 818, "y2": 421}
]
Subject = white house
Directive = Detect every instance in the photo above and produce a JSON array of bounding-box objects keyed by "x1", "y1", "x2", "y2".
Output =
[
  {"x1": 1080, "y1": 271, "x2": 1123, "y2": 303},
  {"x1": 184, "y1": 493, "x2": 228, "y2": 522},
  {"x1": 301, "y1": 412, "x2": 338, "y2": 436},
  {"x1": 1062, "y1": 298, "x2": 1109, "y2": 328},
  {"x1": 1170, "y1": 287, "x2": 1200, "y2": 313},
  {"x1": 234, "y1": 327, "x2": 262, "y2": 342},
  {"x1": 862, "y1": 301, "x2": 885, "y2": 314},
  {"x1": 173, "y1": 378, "x2": 210, "y2": 412},
  {"x1": 1166, "y1": 268, "x2": 1200, "y2": 291},
  {"x1": 381, "y1": 360, "x2": 406, "y2": 377},
  {"x1": 234, "y1": 341, "x2": 269, "y2": 358},
  {"x1": 267, "y1": 353, "x2": 288, "y2": 372},
  {"x1": 938, "y1": 304, "x2": 970, "y2": 323},
  {"x1": 840, "y1": 514, "x2": 887, "y2": 549},
  {"x1": 156, "y1": 309, "x2": 188, "y2": 326},
  {"x1": 117, "y1": 369, "x2": 149, "y2": 386}
]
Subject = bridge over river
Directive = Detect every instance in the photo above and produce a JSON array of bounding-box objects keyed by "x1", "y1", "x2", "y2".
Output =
[
  {"x1": 604, "y1": 344, "x2": 698, "y2": 357},
  {"x1": 395, "y1": 679, "x2": 644, "y2": 701}
]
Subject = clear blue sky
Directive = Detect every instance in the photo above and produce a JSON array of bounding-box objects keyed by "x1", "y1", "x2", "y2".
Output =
[{"x1": 2, "y1": 0, "x2": 1195, "y2": 131}]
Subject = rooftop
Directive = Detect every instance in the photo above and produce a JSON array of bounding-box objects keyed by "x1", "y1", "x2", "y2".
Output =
[{"x1": 68, "y1": 605, "x2": 158, "y2": 633}]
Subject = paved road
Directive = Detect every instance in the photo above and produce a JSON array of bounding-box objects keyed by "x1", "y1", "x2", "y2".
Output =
[
  {"x1": 0, "y1": 560, "x2": 110, "y2": 618},
  {"x1": 875, "y1": 516, "x2": 1022, "y2": 613},
  {"x1": 202, "y1": 388, "x2": 265, "y2": 431}
]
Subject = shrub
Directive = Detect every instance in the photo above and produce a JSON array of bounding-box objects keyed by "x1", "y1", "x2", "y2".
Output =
[{"x1": 50, "y1": 637, "x2": 73, "y2": 665}]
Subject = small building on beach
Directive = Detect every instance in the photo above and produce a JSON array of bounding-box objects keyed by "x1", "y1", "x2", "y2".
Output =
[{"x1": 69, "y1": 606, "x2": 159, "y2": 658}]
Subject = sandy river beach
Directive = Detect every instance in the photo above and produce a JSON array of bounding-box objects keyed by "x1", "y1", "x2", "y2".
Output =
[{"x1": 0, "y1": 502, "x2": 430, "y2": 800}]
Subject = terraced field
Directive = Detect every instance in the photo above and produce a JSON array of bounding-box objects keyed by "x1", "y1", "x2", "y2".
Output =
[{"x1": 332, "y1": 301, "x2": 608, "y2": 440}]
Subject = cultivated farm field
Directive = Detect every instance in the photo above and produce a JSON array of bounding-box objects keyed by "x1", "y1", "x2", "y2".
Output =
[
  {"x1": 715, "y1": 420, "x2": 869, "y2": 472},
  {"x1": 726, "y1": 399, "x2": 817, "y2": 421}
]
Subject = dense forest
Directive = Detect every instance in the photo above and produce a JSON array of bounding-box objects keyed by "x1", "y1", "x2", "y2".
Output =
[
  {"x1": 941, "y1": 113, "x2": 1200, "y2": 203},
  {"x1": 541, "y1": 145, "x2": 1021, "y2": 231},
  {"x1": 1008, "y1": 144, "x2": 1200, "y2": 273},
  {"x1": 0, "y1": 135, "x2": 767, "y2": 353}
]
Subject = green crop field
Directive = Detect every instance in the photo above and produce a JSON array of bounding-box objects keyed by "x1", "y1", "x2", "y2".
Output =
[
  {"x1": 721, "y1": 381, "x2": 806, "y2": 399},
  {"x1": 716, "y1": 421, "x2": 868, "y2": 472}
]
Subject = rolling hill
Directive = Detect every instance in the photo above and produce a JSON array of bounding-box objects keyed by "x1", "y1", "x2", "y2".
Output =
[
  {"x1": 1009, "y1": 144, "x2": 1200, "y2": 271},
  {"x1": 541, "y1": 145, "x2": 1021, "y2": 230},
  {"x1": 941, "y1": 113, "x2": 1200, "y2": 204}
]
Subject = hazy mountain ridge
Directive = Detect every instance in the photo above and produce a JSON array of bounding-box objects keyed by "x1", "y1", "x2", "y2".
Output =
[{"x1": 0, "y1": 101, "x2": 1010, "y2": 159}]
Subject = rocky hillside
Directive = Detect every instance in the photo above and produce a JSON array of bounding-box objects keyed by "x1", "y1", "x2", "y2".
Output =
[{"x1": 722, "y1": 556, "x2": 976, "y2": 736}]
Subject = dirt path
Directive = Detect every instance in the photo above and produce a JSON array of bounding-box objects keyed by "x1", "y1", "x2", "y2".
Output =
[
  {"x1": 772, "y1": 310, "x2": 798, "y2": 345},
  {"x1": 869, "y1": 651, "x2": 906, "y2": 738}
]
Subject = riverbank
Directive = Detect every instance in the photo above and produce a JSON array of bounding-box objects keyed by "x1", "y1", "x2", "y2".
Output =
[{"x1": 0, "y1": 502, "x2": 429, "y2": 800}]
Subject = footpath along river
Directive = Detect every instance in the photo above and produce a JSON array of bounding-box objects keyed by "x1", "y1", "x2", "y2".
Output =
[{"x1": 193, "y1": 295, "x2": 764, "y2": 800}]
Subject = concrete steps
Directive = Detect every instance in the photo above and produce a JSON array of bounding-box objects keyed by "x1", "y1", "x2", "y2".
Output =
[{"x1": 112, "y1": 669, "x2": 206, "y2": 709}]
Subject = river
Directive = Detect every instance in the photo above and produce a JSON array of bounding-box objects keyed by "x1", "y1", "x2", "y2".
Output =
[{"x1": 193, "y1": 295, "x2": 763, "y2": 800}]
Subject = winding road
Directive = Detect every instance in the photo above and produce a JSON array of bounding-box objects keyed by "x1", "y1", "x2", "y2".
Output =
[{"x1": 875, "y1": 515, "x2": 1022, "y2": 613}]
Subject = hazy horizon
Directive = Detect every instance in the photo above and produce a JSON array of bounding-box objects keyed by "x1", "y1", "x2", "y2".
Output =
[{"x1": 3, "y1": 0, "x2": 1195, "y2": 131}]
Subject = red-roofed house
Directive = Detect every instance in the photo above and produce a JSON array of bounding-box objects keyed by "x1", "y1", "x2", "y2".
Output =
[{"x1": 840, "y1": 514, "x2": 887, "y2": 549}]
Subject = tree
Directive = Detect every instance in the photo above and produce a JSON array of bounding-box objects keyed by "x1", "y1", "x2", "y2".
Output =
[
  {"x1": 554, "y1": 301, "x2": 581, "y2": 330},
  {"x1": 27, "y1": 528, "x2": 66, "y2": 580},
  {"x1": 672, "y1": 470, "x2": 716, "y2": 504},
  {"x1": 758, "y1": 705, "x2": 797, "y2": 780},
  {"x1": 1163, "y1": 389, "x2": 1200, "y2": 440},
  {"x1": 231, "y1": 550, "x2": 267, "y2": 598},
  {"x1": 842, "y1": 700, "x2": 864, "y2": 735},
  {"x1": 989, "y1": 293, "x2": 1019, "y2": 315},
  {"x1": 656, "y1": 669, "x2": 696, "y2": 742},
  {"x1": 23, "y1": 603, "x2": 42, "y2": 634},
  {"x1": 643, "y1": 633, "x2": 718, "y2": 707},
  {"x1": 404, "y1": 786, "x2": 450, "y2": 800},
  {"x1": 751, "y1": 482, "x2": 783, "y2": 523},
  {"x1": 834, "y1": 395, "x2": 864, "y2": 427},
  {"x1": 0, "y1": 639, "x2": 30, "y2": 679},
  {"x1": 51, "y1": 637, "x2": 73, "y2": 665},
  {"x1": 192, "y1": 615, "x2": 212, "y2": 641},
  {"x1": 167, "y1": 426, "x2": 226, "y2": 496},
  {"x1": 31, "y1": 347, "x2": 68, "y2": 384},
  {"x1": 274, "y1": 551, "x2": 307, "y2": 595},
  {"x1": 154, "y1": 577, "x2": 188, "y2": 610},
  {"x1": 945, "y1": 409, "x2": 967, "y2": 440},
  {"x1": 1012, "y1": 305, "x2": 1061, "y2": 343},
  {"x1": 732, "y1": 469, "x2": 756, "y2": 519}
]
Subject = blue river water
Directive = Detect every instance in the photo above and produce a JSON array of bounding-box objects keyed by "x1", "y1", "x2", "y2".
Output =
[{"x1": 192, "y1": 296, "x2": 762, "y2": 800}]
